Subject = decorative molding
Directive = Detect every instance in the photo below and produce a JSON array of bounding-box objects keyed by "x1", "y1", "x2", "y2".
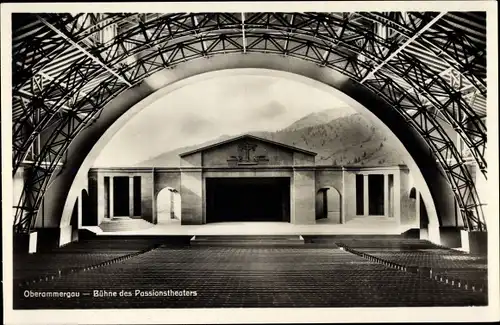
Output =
[
  {"x1": 227, "y1": 141, "x2": 270, "y2": 166},
  {"x1": 90, "y1": 165, "x2": 407, "y2": 173}
]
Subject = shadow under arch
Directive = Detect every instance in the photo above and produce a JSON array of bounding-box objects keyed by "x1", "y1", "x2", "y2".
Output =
[
  {"x1": 80, "y1": 189, "x2": 92, "y2": 226},
  {"x1": 48, "y1": 55, "x2": 452, "y2": 244},
  {"x1": 406, "y1": 186, "x2": 432, "y2": 238},
  {"x1": 409, "y1": 187, "x2": 417, "y2": 200}
]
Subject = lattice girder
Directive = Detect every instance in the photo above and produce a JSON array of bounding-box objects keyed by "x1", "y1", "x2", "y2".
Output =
[
  {"x1": 12, "y1": 12, "x2": 487, "y2": 233},
  {"x1": 13, "y1": 13, "x2": 487, "y2": 173}
]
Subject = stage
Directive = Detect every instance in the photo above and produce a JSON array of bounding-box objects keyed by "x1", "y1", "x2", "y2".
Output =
[{"x1": 83, "y1": 217, "x2": 413, "y2": 236}]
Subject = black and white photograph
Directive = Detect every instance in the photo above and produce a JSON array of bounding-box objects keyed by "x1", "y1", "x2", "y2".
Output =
[{"x1": 2, "y1": 1, "x2": 499, "y2": 324}]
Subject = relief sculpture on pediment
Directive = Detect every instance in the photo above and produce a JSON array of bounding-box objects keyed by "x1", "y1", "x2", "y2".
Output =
[{"x1": 227, "y1": 141, "x2": 269, "y2": 166}]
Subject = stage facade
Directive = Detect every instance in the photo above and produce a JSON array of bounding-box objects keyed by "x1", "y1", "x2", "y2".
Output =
[{"x1": 87, "y1": 135, "x2": 419, "y2": 230}]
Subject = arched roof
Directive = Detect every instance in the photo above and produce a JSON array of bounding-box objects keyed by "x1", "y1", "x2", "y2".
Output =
[{"x1": 10, "y1": 11, "x2": 488, "y2": 233}]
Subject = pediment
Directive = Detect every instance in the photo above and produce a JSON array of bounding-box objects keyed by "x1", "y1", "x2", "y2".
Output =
[
  {"x1": 179, "y1": 134, "x2": 316, "y2": 158},
  {"x1": 179, "y1": 134, "x2": 316, "y2": 167}
]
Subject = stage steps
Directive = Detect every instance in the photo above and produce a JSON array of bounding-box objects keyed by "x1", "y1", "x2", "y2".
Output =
[
  {"x1": 98, "y1": 217, "x2": 154, "y2": 233},
  {"x1": 190, "y1": 235, "x2": 305, "y2": 247}
]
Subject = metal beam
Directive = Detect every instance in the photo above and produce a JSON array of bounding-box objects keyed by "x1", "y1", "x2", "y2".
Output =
[
  {"x1": 37, "y1": 16, "x2": 132, "y2": 87},
  {"x1": 403, "y1": 52, "x2": 481, "y2": 102},
  {"x1": 362, "y1": 11, "x2": 486, "y2": 97},
  {"x1": 21, "y1": 160, "x2": 64, "y2": 166},
  {"x1": 15, "y1": 62, "x2": 91, "y2": 99},
  {"x1": 15, "y1": 90, "x2": 73, "y2": 111},
  {"x1": 193, "y1": 15, "x2": 207, "y2": 53},
  {"x1": 38, "y1": 71, "x2": 91, "y2": 98},
  {"x1": 242, "y1": 12, "x2": 247, "y2": 53},
  {"x1": 361, "y1": 12, "x2": 447, "y2": 83}
]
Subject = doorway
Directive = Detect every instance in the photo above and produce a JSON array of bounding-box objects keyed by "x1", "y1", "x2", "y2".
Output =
[
  {"x1": 206, "y1": 177, "x2": 290, "y2": 223},
  {"x1": 316, "y1": 187, "x2": 341, "y2": 223}
]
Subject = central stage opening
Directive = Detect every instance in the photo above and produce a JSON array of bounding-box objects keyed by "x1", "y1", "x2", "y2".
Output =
[{"x1": 206, "y1": 177, "x2": 290, "y2": 223}]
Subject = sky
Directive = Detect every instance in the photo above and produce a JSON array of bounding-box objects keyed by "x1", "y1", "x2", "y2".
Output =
[{"x1": 93, "y1": 75, "x2": 354, "y2": 166}]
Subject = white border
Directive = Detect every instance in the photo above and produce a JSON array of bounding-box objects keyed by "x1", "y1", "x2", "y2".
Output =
[{"x1": 2, "y1": 2, "x2": 499, "y2": 324}]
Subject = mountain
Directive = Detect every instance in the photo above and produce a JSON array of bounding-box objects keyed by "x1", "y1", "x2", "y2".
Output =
[
  {"x1": 252, "y1": 113, "x2": 405, "y2": 166},
  {"x1": 136, "y1": 134, "x2": 233, "y2": 167},
  {"x1": 135, "y1": 109, "x2": 406, "y2": 167},
  {"x1": 280, "y1": 107, "x2": 354, "y2": 132}
]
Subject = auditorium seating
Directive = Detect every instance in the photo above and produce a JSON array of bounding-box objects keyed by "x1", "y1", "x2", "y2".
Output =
[
  {"x1": 333, "y1": 236, "x2": 488, "y2": 293},
  {"x1": 16, "y1": 243, "x2": 487, "y2": 309},
  {"x1": 354, "y1": 249, "x2": 487, "y2": 289},
  {"x1": 13, "y1": 236, "x2": 175, "y2": 285}
]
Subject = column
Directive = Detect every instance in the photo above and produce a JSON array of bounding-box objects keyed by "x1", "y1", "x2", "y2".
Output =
[
  {"x1": 77, "y1": 192, "x2": 83, "y2": 227},
  {"x1": 363, "y1": 174, "x2": 369, "y2": 216},
  {"x1": 416, "y1": 190, "x2": 420, "y2": 223},
  {"x1": 129, "y1": 176, "x2": 134, "y2": 217},
  {"x1": 341, "y1": 167, "x2": 346, "y2": 224},
  {"x1": 180, "y1": 170, "x2": 203, "y2": 225},
  {"x1": 141, "y1": 172, "x2": 154, "y2": 223},
  {"x1": 109, "y1": 176, "x2": 114, "y2": 218},
  {"x1": 292, "y1": 169, "x2": 316, "y2": 224},
  {"x1": 394, "y1": 170, "x2": 401, "y2": 223},
  {"x1": 384, "y1": 174, "x2": 389, "y2": 217},
  {"x1": 97, "y1": 174, "x2": 105, "y2": 222}
]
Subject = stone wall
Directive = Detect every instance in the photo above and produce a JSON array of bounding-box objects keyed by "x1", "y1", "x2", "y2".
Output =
[
  {"x1": 315, "y1": 168, "x2": 343, "y2": 222},
  {"x1": 140, "y1": 172, "x2": 154, "y2": 223},
  {"x1": 180, "y1": 169, "x2": 203, "y2": 224},
  {"x1": 88, "y1": 165, "x2": 416, "y2": 228},
  {"x1": 343, "y1": 170, "x2": 358, "y2": 222},
  {"x1": 181, "y1": 152, "x2": 202, "y2": 167},
  {"x1": 292, "y1": 169, "x2": 316, "y2": 224},
  {"x1": 293, "y1": 152, "x2": 315, "y2": 166},
  {"x1": 400, "y1": 168, "x2": 418, "y2": 227},
  {"x1": 154, "y1": 169, "x2": 181, "y2": 223}
]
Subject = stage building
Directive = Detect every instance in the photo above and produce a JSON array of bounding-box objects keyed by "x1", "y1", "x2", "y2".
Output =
[{"x1": 86, "y1": 135, "x2": 419, "y2": 231}]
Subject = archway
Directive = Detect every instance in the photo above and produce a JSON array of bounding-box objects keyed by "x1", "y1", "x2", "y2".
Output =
[
  {"x1": 316, "y1": 187, "x2": 342, "y2": 224},
  {"x1": 157, "y1": 187, "x2": 181, "y2": 224},
  {"x1": 9, "y1": 12, "x2": 487, "y2": 247},
  {"x1": 56, "y1": 65, "x2": 445, "y2": 244},
  {"x1": 407, "y1": 186, "x2": 432, "y2": 239},
  {"x1": 68, "y1": 197, "x2": 79, "y2": 244},
  {"x1": 409, "y1": 187, "x2": 417, "y2": 200},
  {"x1": 419, "y1": 193, "x2": 431, "y2": 240},
  {"x1": 70, "y1": 198, "x2": 78, "y2": 230}
]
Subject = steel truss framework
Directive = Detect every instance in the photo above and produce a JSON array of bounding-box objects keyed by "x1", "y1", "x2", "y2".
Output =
[{"x1": 11, "y1": 12, "x2": 487, "y2": 233}]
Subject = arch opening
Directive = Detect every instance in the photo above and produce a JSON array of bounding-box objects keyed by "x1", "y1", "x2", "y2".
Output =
[
  {"x1": 52, "y1": 63, "x2": 447, "y2": 245},
  {"x1": 409, "y1": 187, "x2": 417, "y2": 200},
  {"x1": 156, "y1": 187, "x2": 181, "y2": 224},
  {"x1": 316, "y1": 187, "x2": 342, "y2": 224}
]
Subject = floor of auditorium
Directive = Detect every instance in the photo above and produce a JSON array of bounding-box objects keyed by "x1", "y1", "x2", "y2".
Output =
[{"x1": 13, "y1": 234, "x2": 488, "y2": 309}]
